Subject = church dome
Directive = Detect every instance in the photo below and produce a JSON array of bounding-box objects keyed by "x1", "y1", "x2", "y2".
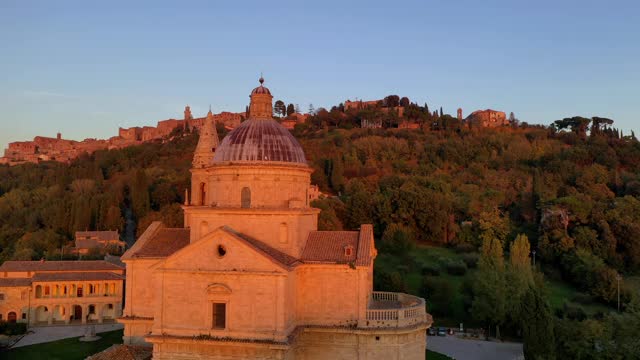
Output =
[
  {"x1": 251, "y1": 76, "x2": 271, "y2": 95},
  {"x1": 212, "y1": 118, "x2": 307, "y2": 164}
]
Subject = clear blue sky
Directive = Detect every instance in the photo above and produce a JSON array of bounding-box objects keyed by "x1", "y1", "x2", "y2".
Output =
[{"x1": 1, "y1": 0, "x2": 639, "y2": 151}]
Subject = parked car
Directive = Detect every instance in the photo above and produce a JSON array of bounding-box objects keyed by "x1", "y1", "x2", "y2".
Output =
[
  {"x1": 437, "y1": 327, "x2": 447, "y2": 336},
  {"x1": 428, "y1": 327, "x2": 436, "y2": 336}
]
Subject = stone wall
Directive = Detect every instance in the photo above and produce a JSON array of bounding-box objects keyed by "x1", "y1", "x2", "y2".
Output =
[
  {"x1": 148, "y1": 325, "x2": 427, "y2": 360},
  {"x1": 1, "y1": 110, "x2": 245, "y2": 166}
]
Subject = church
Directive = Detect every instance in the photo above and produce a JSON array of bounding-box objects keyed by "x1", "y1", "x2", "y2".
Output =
[{"x1": 117, "y1": 77, "x2": 432, "y2": 359}]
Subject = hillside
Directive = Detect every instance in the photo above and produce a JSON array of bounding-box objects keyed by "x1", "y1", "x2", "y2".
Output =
[{"x1": 1, "y1": 119, "x2": 639, "y2": 357}]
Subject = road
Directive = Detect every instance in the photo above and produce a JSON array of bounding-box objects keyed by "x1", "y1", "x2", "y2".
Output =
[{"x1": 428, "y1": 335, "x2": 523, "y2": 360}]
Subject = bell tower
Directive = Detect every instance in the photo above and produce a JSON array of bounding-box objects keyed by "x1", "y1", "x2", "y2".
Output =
[
  {"x1": 248, "y1": 76, "x2": 274, "y2": 119},
  {"x1": 192, "y1": 109, "x2": 219, "y2": 169}
]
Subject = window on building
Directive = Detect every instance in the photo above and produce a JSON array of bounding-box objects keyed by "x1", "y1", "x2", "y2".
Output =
[
  {"x1": 200, "y1": 182, "x2": 206, "y2": 206},
  {"x1": 89, "y1": 284, "x2": 94, "y2": 294},
  {"x1": 241, "y1": 187, "x2": 251, "y2": 208},
  {"x1": 88, "y1": 305, "x2": 95, "y2": 314},
  {"x1": 217, "y1": 245, "x2": 226, "y2": 258},
  {"x1": 279, "y1": 223, "x2": 288, "y2": 244},
  {"x1": 77, "y1": 286, "x2": 83, "y2": 298},
  {"x1": 0, "y1": 293, "x2": 5, "y2": 301},
  {"x1": 0, "y1": 314, "x2": 3, "y2": 320},
  {"x1": 344, "y1": 245, "x2": 354, "y2": 257},
  {"x1": 108, "y1": 304, "x2": 113, "y2": 310},
  {"x1": 44, "y1": 286, "x2": 50, "y2": 296},
  {"x1": 21, "y1": 313, "x2": 26, "y2": 320},
  {"x1": 212, "y1": 303, "x2": 226, "y2": 329}
]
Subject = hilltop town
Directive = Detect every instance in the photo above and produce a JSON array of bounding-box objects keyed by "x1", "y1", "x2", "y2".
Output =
[{"x1": 0, "y1": 96, "x2": 509, "y2": 166}]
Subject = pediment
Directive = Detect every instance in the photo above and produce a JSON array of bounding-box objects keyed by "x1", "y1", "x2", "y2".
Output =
[
  {"x1": 207, "y1": 283, "x2": 231, "y2": 295},
  {"x1": 160, "y1": 226, "x2": 292, "y2": 274}
]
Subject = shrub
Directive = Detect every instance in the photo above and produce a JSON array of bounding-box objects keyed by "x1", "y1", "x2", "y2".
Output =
[
  {"x1": 461, "y1": 253, "x2": 480, "y2": 268},
  {"x1": 562, "y1": 302, "x2": 587, "y2": 321},
  {"x1": 571, "y1": 293, "x2": 594, "y2": 305},
  {"x1": 0, "y1": 321, "x2": 27, "y2": 335},
  {"x1": 455, "y1": 243, "x2": 476, "y2": 253},
  {"x1": 397, "y1": 265, "x2": 410, "y2": 275},
  {"x1": 445, "y1": 260, "x2": 468, "y2": 276},
  {"x1": 421, "y1": 264, "x2": 441, "y2": 276}
]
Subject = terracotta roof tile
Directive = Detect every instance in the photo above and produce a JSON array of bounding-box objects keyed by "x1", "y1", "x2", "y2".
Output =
[
  {"x1": 356, "y1": 224, "x2": 375, "y2": 266},
  {"x1": 132, "y1": 228, "x2": 190, "y2": 258},
  {"x1": 0, "y1": 260, "x2": 124, "y2": 272},
  {"x1": 223, "y1": 227, "x2": 300, "y2": 269},
  {"x1": 301, "y1": 225, "x2": 375, "y2": 266},
  {"x1": 31, "y1": 272, "x2": 124, "y2": 282},
  {"x1": 75, "y1": 231, "x2": 119, "y2": 241},
  {"x1": 86, "y1": 344, "x2": 152, "y2": 360},
  {"x1": 301, "y1": 231, "x2": 359, "y2": 264},
  {"x1": 0, "y1": 278, "x2": 32, "y2": 287}
]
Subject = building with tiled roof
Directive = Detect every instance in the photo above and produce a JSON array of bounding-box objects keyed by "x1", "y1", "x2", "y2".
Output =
[
  {"x1": 466, "y1": 109, "x2": 509, "y2": 128},
  {"x1": 0, "y1": 260, "x2": 124, "y2": 325},
  {"x1": 118, "y1": 77, "x2": 431, "y2": 360},
  {"x1": 74, "y1": 230, "x2": 125, "y2": 255}
]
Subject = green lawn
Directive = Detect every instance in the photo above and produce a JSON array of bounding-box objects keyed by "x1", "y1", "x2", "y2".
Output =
[
  {"x1": 426, "y1": 349, "x2": 453, "y2": 360},
  {"x1": 546, "y1": 279, "x2": 613, "y2": 316},
  {"x1": 0, "y1": 329, "x2": 123, "y2": 360}
]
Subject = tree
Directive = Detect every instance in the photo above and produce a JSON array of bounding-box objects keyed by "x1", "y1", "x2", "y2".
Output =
[
  {"x1": 505, "y1": 234, "x2": 534, "y2": 328},
  {"x1": 472, "y1": 237, "x2": 506, "y2": 338},
  {"x1": 521, "y1": 286, "x2": 556, "y2": 360},
  {"x1": 399, "y1": 97, "x2": 410, "y2": 107},
  {"x1": 274, "y1": 100, "x2": 286, "y2": 117},
  {"x1": 308, "y1": 103, "x2": 315, "y2": 115},
  {"x1": 131, "y1": 169, "x2": 150, "y2": 219},
  {"x1": 553, "y1": 117, "x2": 591, "y2": 139},
  {"x1": 380, "y1": 223, "x2": 415, "y2": 257},
  {"x1": 286, "y1": 103, "x2": 295, "y2": 116},
  {"x1": 344, "y1": 180, "x2": 374, "y2": 229},
  {"x1": 383, "y1": 95, "x2": 400, "y2": 108},
  {"x1": 478, "y1": 208, "x2": 510, "y2": 246}
]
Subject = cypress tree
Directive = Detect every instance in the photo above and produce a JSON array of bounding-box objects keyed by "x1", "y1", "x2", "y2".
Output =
[{"x1": 521, "y1": 286, "x2": 556, "y2": 360}]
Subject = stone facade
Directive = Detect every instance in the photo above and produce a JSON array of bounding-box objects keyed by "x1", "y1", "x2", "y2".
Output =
[
  {"x1": 118, "y1": 78, "x2": 432, "y2": 359},
  {"x1": 466, "y1": 109, "x2": 508, "y2": 128},
  {"x1": 0, "y1": 260, "x2": 124, "y2": 325}
]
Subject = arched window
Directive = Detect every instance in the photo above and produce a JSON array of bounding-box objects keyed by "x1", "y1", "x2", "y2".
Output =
[
  {"x1": 241, "y1": 187, "x2": 251, "y2": 208},
  {"x1": 35, "y1": 285, "x2": 42, "y2": 298},
  {"x1": 200, "y1": 182, "x2": 206, "y2": 206}
]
